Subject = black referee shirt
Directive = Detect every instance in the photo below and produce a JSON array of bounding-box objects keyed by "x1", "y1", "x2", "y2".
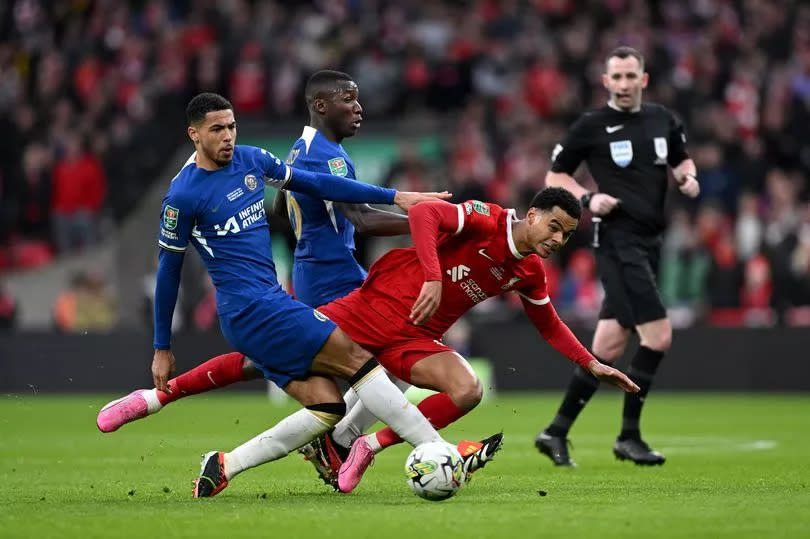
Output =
[{"x1": 550, "y1": 103, "x2": 689, "y2": 236}]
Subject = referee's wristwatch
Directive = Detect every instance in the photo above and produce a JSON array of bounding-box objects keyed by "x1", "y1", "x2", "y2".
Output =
[{"x1": 580, "y1": 192, "x2": 595, "y2": 210}]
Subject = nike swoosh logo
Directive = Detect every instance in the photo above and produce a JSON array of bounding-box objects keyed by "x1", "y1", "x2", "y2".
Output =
[
  {"x1": 605, "y1": 125, "x2": 624, "y2": 133},
  {"x1": 207, "y1": 371, "x2": 218, "y2": 386},
  {"x1": 478, "y1": 248, "x2": 494, "y2": 261}
]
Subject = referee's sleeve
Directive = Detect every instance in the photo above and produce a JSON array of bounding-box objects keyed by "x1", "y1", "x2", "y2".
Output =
[
  {"x1": 549, "y1": 115, "x2": 591, "y2": 174},
  {"x1": 667, "y1": 110, "x2": 690, "y2": 166}
]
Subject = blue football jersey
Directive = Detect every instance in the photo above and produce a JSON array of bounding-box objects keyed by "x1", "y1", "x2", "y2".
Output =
[
  {"x1": 284, "y1": 126, "x2": 367, "y2": 307},
  {"x1": 157, "y1": 145, "x2": 291, "y2": 314}
]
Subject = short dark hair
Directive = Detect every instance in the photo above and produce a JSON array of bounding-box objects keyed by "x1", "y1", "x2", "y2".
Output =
[
  {"x1": 186, "y1": 93, "x2": 233, "y2": 126},
  {"x1": 529, "y1": 187, "x2": 582, "y2": 220},
  {"x1": 606, "y1": 46, "x2": 645, "y2": 71},
  {"x1": 305, "y1": 70, "x2": 355, "y2": 105}
]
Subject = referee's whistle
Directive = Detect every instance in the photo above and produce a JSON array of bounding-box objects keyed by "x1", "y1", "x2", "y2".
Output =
[{"x1": 591, "y1": 216, "x2": 602, "y2": 248}]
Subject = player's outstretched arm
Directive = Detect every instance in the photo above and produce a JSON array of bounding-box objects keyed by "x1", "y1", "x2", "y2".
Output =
[
  {"x1": 521, "y1": 295, "x2": 639, "y2": 392},
  {"x1": 258, "y1": 147, "x2": 450, "y2": 210},
  {"x1": 391, "y1": 191, "x2": 452, "y2": 212},
  {"x1": 585, "y1": 359, "x2": 639, "y2": 392},
  {"x1": 334, "y1": 202, "x2": 410, "y2": 236}
]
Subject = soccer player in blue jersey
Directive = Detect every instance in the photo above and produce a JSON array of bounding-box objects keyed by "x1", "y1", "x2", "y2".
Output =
[
  {"x1": 98, "y1": 74, "x2": 415, "y2": 432},
  {"x1": 99, "y1": 92, "x2": 463, "y2": 497},
  {"x1": 276, "y1": 70, "x2": 412, "y2": 308}
]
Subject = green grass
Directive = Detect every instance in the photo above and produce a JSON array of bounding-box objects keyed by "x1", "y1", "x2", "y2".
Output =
[{"x1": 1, "y1": 392, "x2": 808, "y2": 538}]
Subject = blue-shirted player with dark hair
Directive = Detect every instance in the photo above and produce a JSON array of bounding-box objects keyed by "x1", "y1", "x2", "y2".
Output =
[
  {"x1": 277, "y1": 70, "x2": 412, "y2": 308},
  {"x1": 97, "y1": 92, "x2": 461, "y2": 497}
]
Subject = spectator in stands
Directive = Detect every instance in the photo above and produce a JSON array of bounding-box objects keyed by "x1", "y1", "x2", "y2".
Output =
[
  {"x1": 53, "y1": 271, "x2": 116, "y2": 333},
  {"x1": 50, "y1": 137, "x2": 106, "y2": 254}
]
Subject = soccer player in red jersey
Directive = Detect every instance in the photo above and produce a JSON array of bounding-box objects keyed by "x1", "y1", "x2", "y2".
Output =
[
  {"x1": 98, "y1": 187, "x2": 637, "y2": 494},
  {"x1": 308, "y1": 187, "x2": 638, "y2": 492}
]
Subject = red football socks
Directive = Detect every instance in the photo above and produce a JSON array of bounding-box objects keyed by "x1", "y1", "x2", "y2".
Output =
[
  {"x1": 156, "y1": 352, "x2": 246, "y2": 405},
  {"x1": 374, "y1": 392, "x2": 465, "y2": 449}
]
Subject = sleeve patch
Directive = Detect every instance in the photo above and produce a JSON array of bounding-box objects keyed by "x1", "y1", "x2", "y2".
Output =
[
  {"x1": 328, "y1": 157, "x2": 348, "y2": 177},
  {"x1": 163, "y1": 206, "x2": 179, "y2": 230},
  {"x1": 463, "y1": 202, "x2": 473, "y2": 215},
  {"x1": 471, "y1": 200, "x2": 490, "y2": 216}
]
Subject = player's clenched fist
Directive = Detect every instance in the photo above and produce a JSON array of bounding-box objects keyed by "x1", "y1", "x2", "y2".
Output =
[
  {"x1": 394, "y1": 191, "x2": 452, "y2": 212},
  {"x1": 410, "y1": 280, "x2": 442, "y2": 325}
]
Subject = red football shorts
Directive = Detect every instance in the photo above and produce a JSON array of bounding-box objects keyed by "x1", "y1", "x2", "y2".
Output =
[{"x1": 317, "y1": 292, "x2": 454, "y2": 383}]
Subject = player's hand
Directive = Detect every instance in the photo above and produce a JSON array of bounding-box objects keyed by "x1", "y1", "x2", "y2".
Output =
[
  {"x1": 410, "y1": 280, "x2": 442, "y2": 325},
  {"x1": 152, "y1": 349, "x2": 176, "y2": 393},
  {"x1": 586, "y1": 359, "x2": 639, "y2": 392},
  {"x1": 393, "y1": 191, "x2": 452, "y2": 212},
  {"x1": 678, "y1": 175, "x2": 700, "y2": 198},
  {"x1": 589, "y1": 193, "x2": 621, "y2": 216}
]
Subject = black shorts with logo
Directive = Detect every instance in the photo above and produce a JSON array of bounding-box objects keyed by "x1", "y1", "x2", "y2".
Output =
[{"x1": 595, "y1": 225, "x2": 666, "y2": 328}]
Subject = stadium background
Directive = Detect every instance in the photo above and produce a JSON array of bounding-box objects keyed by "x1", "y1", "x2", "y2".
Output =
[
  {"x1": 2, "y1": 0, "x2": 810, "y2": 391},
  {"x1": 1, "y1": 2, "x2": 809, "y2": 538}
]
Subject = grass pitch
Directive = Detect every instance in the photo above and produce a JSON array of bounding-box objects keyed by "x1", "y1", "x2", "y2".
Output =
[{"x1": 1, "y1": 392, "x2": 808, "y2": 538}]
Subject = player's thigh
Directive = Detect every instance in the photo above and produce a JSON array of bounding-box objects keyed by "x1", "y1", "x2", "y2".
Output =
[
  {"x1": 408, "y1": 351, "x2": 482, "y2": 404},
  {"x1": 284, "y1": 374, "x2": 342, "y2": 407},
  {"x1": 310, "y1": 327, "x2": 374, "y2": 381},
  {"x1": 592, "y1": 318, "x2": 631, "y2": 363},
  {"x1": 635, "y1": 317, "x2": 672, "y2": 352}
]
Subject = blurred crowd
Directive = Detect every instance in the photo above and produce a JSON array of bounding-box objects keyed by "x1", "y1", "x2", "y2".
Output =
[{"x1": 1, "y1": 0, "x2": 809, "y2": 329}]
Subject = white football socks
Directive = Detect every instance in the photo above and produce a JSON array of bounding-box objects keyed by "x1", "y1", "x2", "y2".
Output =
[
  {"x1": 350, "y1": 365, "x2": 441, "y2": 448},
  {"x1": 332, "y1": 374, "x2": 410, "y2": 449},
  {"x1": 223, "y1": 408, "x2": 332, "y2": 480}
]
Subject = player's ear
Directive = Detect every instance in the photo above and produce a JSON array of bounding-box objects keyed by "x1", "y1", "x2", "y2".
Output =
[
  {"x1": 187, "y1": 126, "x2": 199, "y2": 144},
  {"x1": 641, "y1": 72, "x2": 649, "y2": 89},
  {"x1": 601, "y1": 73, "x2": 609, "y2": 90},
  {"x1": 314, "y1": 98, "x2": 327, "y2": 115}
]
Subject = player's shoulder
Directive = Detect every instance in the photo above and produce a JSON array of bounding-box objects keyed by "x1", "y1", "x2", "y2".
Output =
[
  {"x1": 167, "y1": 153, "x2": 197, "y2": 193},
  {"x1": 515, "y1": 254, "x2": 548, "y2": 287},
  {"x1": 460, "y1": 199, "x2": 504, "y2": 220},
  {"x1": 565, "y1": 106, "x2": 614, "y2": 135},
  {"x1": 576, "y1": 105, "x2": 614, "y2": 124}
]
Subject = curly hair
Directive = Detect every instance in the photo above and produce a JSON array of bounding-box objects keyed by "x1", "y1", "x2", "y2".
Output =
[
  {"x1": 529, "y1": 187, "x2": 582, "y2": 220},
  {"x1": 186, "y1": 93, "x2": 233, "y2": 126}
]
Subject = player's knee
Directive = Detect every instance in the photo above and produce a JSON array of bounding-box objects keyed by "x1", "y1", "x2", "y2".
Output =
[
  {"x1": 306, "y1": 402, "x2": 346, "y2": 428},
  {"x1": 592, "y1": 342, "x2": 623, "y2": 363},
  {"x1": 643, "y1": 329, "x2": 672, "y2": 352},
  {"x1": 449, "y1": 376, "x2": 483, "y2": 412}
]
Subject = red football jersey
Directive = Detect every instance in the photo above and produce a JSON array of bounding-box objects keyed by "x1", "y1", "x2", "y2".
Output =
[{"x1": 357, "y1": 200, "x2": 550, "y2": 338}]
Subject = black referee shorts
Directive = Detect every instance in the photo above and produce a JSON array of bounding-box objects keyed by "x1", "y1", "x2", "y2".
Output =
[{"x1": 595, "y1": 228, "x2": 666, "y2": 329}]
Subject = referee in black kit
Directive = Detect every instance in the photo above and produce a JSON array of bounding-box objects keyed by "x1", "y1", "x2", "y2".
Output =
[{"x1": 535, "y1": 46, "x2": 700, "y2": 466}]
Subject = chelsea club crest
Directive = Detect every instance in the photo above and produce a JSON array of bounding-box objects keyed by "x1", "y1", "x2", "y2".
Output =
[{"x1": 244, "y1": 174, "x2": 258, "y2": 191}]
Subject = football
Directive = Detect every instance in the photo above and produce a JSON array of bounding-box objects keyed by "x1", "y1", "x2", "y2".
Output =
[{"x1": 404, "y1": 441, "x2": 465, "y2": 501}]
